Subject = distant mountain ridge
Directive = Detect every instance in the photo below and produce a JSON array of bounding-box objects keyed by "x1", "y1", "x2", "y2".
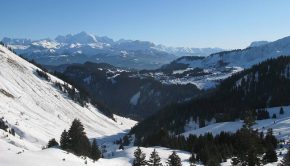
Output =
[{"x1": 1, "y1": 32, "x2": 223, "y2": 70}]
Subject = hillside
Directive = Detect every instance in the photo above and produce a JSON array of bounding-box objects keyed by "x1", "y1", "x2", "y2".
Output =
[
  {"x1": 131, "y1": 56, "x2": 290, "y2": 143},
  {"x1": 0, "y1": 45, "x2": 136, "y2": 151},
  {"x1": 52, "y1": 62, "x2": 202, "y2": 120}
]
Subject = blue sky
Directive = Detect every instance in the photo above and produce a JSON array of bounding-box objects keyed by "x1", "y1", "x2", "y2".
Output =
[{"x1": 1, "y1": 0, "x2": 290, "y2": 49}]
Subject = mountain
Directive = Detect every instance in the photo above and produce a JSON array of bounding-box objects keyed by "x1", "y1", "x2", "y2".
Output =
[
  {"x1": 249, "y1": 40, "x2": 269, "y2": 47},
  {"x1": 158, "y1": 35, "x2": 290, "y2": 89},
  {"x1": 154, "y1": 45, "x2": 224, "y2": 57},
  {"x1": 1, "y1": 32, "x2": 223, "y2": 70},
  {"x1": 131, "y1": 56, "x2": 290, "y2": 143},
  {"x1": 174, "y1": 36, "x2": 290, "y2": 69},
  {"x1": 0, "y1": 44, "x2": 136, "y2": 151},
  {"x1": 51, "y1": 62, "x2": 202, "y2": 120}
]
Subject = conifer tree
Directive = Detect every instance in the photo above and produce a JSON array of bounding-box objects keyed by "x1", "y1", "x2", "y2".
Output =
[
  {"x1": 263, "y1": 147, "x2": 277, "y2": 163},
  {"x1": 68, "y1": 119, "x2": 90, "y2": 156},
  {"x1": 167, "y1": 151, "x2": 182, "y2": 166},
  {"x1": 60, "y1": 130, "x2": 69, "y2": 150},
  {"x1": 148, "y1": 149, "x2": 162, "y2": 166},
  {"x1": 280, "y1": 107, "x2": 285, "y2": 115},
  {"x1": 282, "y1": 148, "x2": 290, "y2": 166},
  {"x1": 90, "y1": 138, "x2": 101, "y2": 161},
  {"x1": 47, "y1": 138, "x2": 59, "y2": 148},
  {"x1": 132, "y1": 147, "x2": 147, "y2": 166}
]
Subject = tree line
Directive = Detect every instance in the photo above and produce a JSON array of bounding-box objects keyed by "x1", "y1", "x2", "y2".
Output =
[{"x1": 131, "y1": 112, "x2": 279, "y2": 166}]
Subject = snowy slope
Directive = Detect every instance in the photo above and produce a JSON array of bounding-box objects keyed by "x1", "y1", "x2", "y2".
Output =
[
  {"x1": 0, "y1": 45, "x2": 137, "y2": 151},
  {"x1": 182, "y1": 106, "x2": 290, "y2": 140},
  {"x1": 0, "y1": 142, "x2": 192, "y2": 166}
]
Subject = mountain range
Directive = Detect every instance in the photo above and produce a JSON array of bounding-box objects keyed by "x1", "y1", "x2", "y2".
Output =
[{"x1": 1, "y1": 32, "x2": 223, "y2": 70}]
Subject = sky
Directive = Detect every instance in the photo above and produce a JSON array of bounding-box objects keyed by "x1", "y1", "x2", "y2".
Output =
[{"x1": 1, "y1": 0, "x2": 290, "y2": 49}]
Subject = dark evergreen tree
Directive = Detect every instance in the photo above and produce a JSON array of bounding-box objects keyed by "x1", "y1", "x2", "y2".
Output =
[
  {"x1": 119, "y1": 144, "x2": 124, "y2": 150},
  {"x1": 68, "y1": 119, "x2": 91, "y2": 156},
  {"x1": 243, "y1": 111, "x2": 255, "y2": 129},
  {"x1": 148, "y1": 149, "x2": 162, "y2": 166},
  {"x1": 280, "y1": 107, "x2": 285, "y2": 115},
  {"x1": 272, "y1": 113, "x2": 277, "y2": 119},
  {"x1": 167, "y1": 151, "x2": 182, "y2": 166},
  {"x1": 60, "y1": 130, "x2": 69, "y2": 150},
  {"x1": 264, "y1": 128, "x2": 278, "y2": 149},
  {"x1": 47, "y1": 138, "x2": 59, "y2": 148},
  {"x1": 263, "y1": 147, "x2": 277, "y2": 163},
  {"x1": 282, "y1": 148, "x2": 290, "y2": 166},
  {"x1": 132, "y1": 147, "x2": 147, "y2": 166},
  {"x1": 90, "y1": 138, "x2": 101, "y2": 161}
]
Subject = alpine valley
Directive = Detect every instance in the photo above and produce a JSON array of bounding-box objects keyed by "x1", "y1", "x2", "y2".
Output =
[{"x1": 2, "y1": 32, "x2": 290, "y2": 166}]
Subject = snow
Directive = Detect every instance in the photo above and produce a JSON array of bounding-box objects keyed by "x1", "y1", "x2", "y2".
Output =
[
  {"x1": 0, "y1": 45, "x2": 137, "y2": 151},
  {"x1": 0, "y1": 145, "x2": 192, "y2": 166},
  {"x1": 130, "y1": 91, "x2": 140, "y2": 106},
  {"x1": 182, "y1": 106, "x2": 290, "y2": 140}
]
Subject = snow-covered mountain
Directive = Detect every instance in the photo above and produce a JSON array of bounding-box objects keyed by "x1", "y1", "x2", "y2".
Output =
[
  {"x1": 0, "y1": 44, "x2": 137, "y2": 151},
  {"x1": 249, "y1": 40, "x2": 270, "y2": 48},
  {"x1": 160, "y1": 35, "x2": 290, "y2": 89},
  {"x1": 1, "y1": 32, "x2": 223, "y2": 70},
  {"x1": 154, "y1": 45, "x2": 224, "y2": 57}
]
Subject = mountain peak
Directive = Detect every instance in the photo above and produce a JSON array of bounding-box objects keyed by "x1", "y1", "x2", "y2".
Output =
[
  {"x1": 249, "y1": 41, "x2": 269, "y2": 48},
  {"x1": 55, "y1": 31, "x2": 97, "y2": 44}
]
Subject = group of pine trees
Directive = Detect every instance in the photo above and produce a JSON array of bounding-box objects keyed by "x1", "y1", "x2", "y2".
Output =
[
  {"x1": 134, "y1": 112, "x2": 279, "y2": 166},
  {"x1": 47, "y1": 119, "x2": 101, "y2": 161},
  {"x1": 132, "y1": 147, "x2": 181, "y2": 166}
]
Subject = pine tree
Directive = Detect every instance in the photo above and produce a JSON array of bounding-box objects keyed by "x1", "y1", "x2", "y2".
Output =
[
  {"x1": 47, "y1": 138, "x2": 59, "y2": 148},
  {"x1": 263, "y1": 147, "x2": 277, "y2": 163},
  {"x1": 90, "y1": 138, "x2": 101, "y2": 161},
  {"x1": 148, "y1": 149, "x2": 163, "y2": 166},
  {"x1": 68, "y1": 119, "x2": 91, "y2": 156},
  {"x1": 60, "y1": 130, "x2": 69, "y2": 150},
  {"x1": 243, "y1": 111, "x2": 255, "y2": 129},
  {"x1": 119, "y1": 144, "x2": 124, "y2": 150},
  {"x1": 280, "y1": 107, "x2": 285, "y2": 115},
  {"x1": 167, "y1": 151, "x2": 182, "y2": 166},
  {"x1": 132, "y1": 147, "x2": 147, "y2": 166}
]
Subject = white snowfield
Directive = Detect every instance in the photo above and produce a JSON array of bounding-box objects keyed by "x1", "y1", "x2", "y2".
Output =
[{"x1": 0, "y1": 44, "x2": 137, "y2": 149}]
